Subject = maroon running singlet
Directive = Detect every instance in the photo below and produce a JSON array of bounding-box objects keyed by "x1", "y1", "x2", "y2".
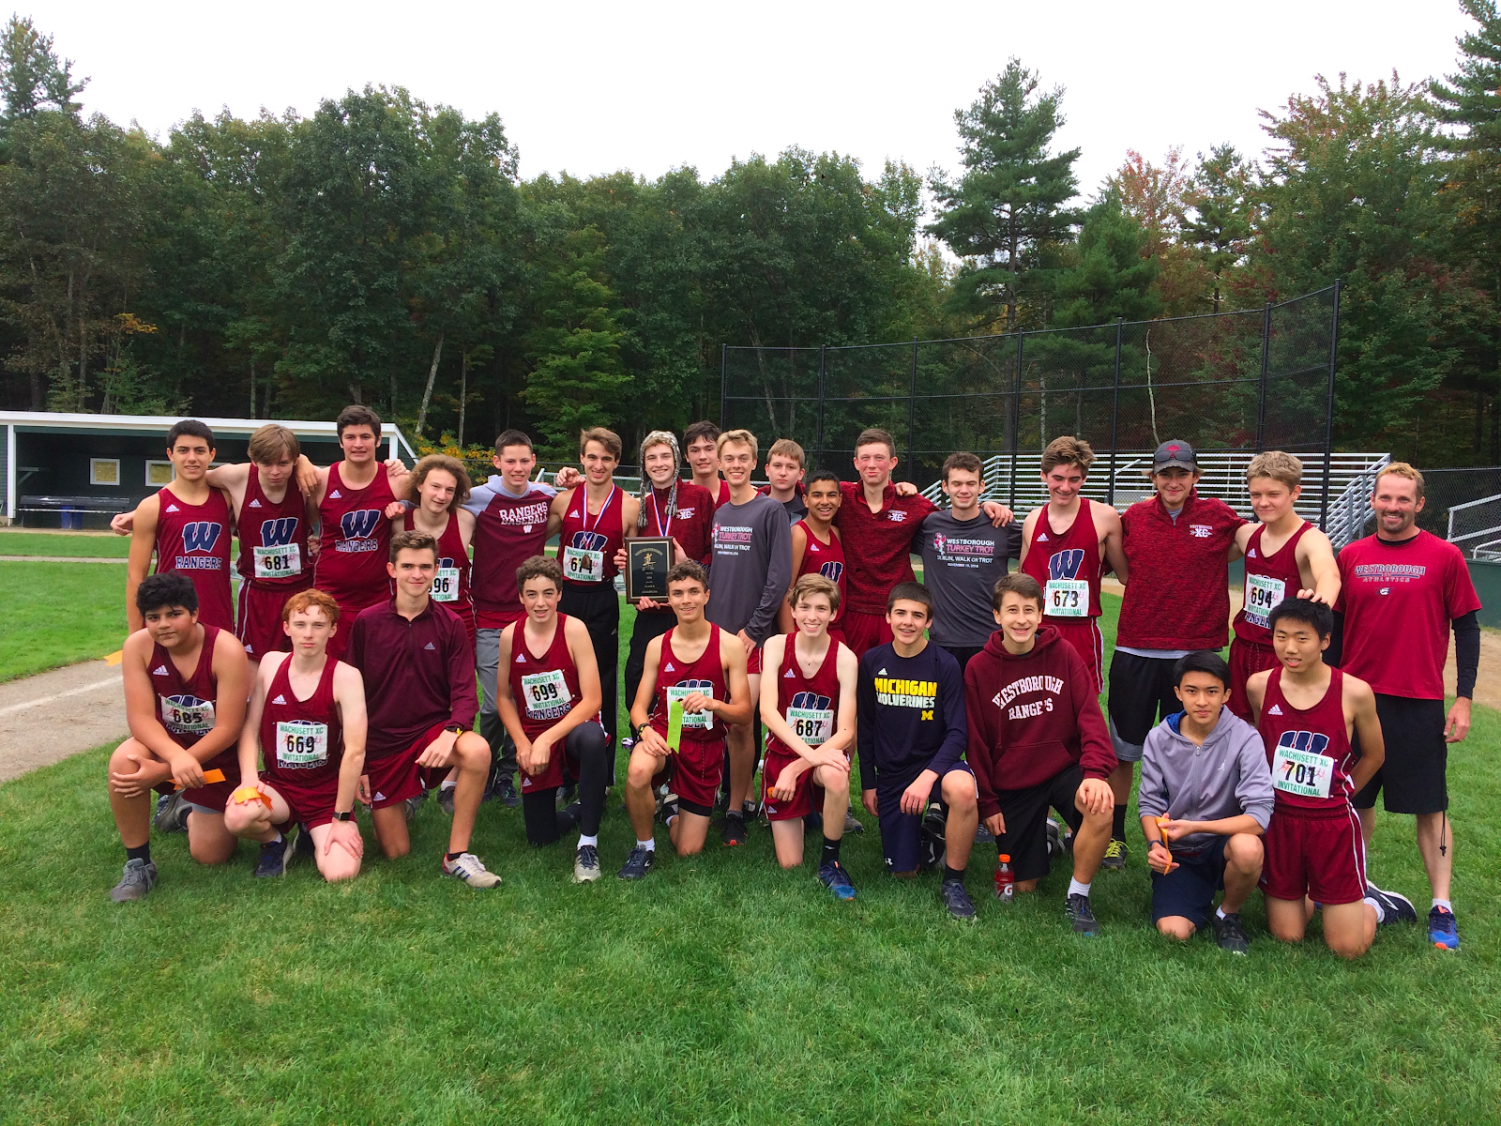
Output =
[
  {"x1": 1020, "y1": 498, "x2": 1105, "y2": 692},
  {"x1": 793, "y1": 520, "x2": 847, "y2": 636},
  {"x1": 235, "y1": 471, "x2": 314, "y2": 659},
  {"x1": 259, "y1": 655, "x2": 346, "y2": 827},
  {"x1": 149, "y1": 624, "x2": 237, "y2": 810},
  {"x1": 315, "y1": 463, "x2": 397, "y2": 659},
  {"x1": 403, "y1": 510, "x2": 474, "y2": 647},
  {"x1": 507, "y1": 612, "x2": 593, "y2": 793},
  {"x1": 762, "y1": 635, "x2": 844, "y2": 821},
  {"x1": 648, "y1": 624, "x2": 729, "y2": 815},
  {"x1": 154, "y1": 485, "x2": 235, "y2": 631}
]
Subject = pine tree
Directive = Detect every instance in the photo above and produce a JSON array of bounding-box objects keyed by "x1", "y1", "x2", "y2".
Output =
[{"x1": 1180, "y1": 144, "x2": 1254, "y2": 313}]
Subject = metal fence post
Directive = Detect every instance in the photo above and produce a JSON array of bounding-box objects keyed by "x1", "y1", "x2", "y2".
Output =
[
  {"x1": 907, "y1": 339, "x2": 918, "y2": 483},
  {"x1": 815, "y1": 344, "x2": 828, "y2": 470},
  {"x1": 719, "y1": 344, "x2": 727, "y2": 429},
  {"x1": 1319, "y1": 280, "x2": 1342, "y2": 531},
  {"x1": 1010, "y1": 331, "x2": 1024, "y2": 510},
  {"x1": 1108, "y1": 317, "x2": 1123, "y2": 507},
  {"x1": 1255, "y1": 301, "x2": 1272, "y2": 452}
]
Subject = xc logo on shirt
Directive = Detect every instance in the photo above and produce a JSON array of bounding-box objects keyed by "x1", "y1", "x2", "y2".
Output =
[
  {"x1": 570, "y1": 530, "x2": 607, "y2": 551},
  {"x1": 340, "y1": 509, "x2": 382, "y2": 540},
  {"x1": 1276, "y1": 730, "x2": 1330, "y2": 755},
  {"x1": 182, "y1": 522, "x2": 223, "y2": 553},
  {"x1": 791, "y1": 690, "x2": 831, "y2": 710},
  {"x1": 1048, "y1": 549, "x2": 1085, "y2": 579},
  {"x1": 259, "y1": 517, "x2": 298, "y2": 547}
]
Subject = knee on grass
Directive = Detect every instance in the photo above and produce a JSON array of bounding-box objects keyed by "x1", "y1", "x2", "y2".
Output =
[
  {"x1": 1157, "y1": 916, "x2": 1197, "y2": 941},
  {"x1": 317, "y1": 851, "x2": 361, "y2": 883}
]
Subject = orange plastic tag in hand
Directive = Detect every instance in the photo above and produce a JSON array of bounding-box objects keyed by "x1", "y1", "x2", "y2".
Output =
[
  {"x1": 231, "y1": 785, "x2": 272, "y2": 809},
  {"x1": 1156, "y1": 816, "x2": 1173, "y2": 869},
  {"x1": 174, "y1": 768, "x2": 226, "y2": 791}
]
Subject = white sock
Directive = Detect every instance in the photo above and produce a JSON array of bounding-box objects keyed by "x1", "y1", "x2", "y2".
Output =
[
  {"x1": 1068, "y1": 878, "x2": 1091, "y2": 898},
  {"x1": 440, "y1": 780, "x2": 456, "y2": 792},
  {"x1": 577, "y1": 834, "x2": 598, "y2": 849},
  {"x1": 1433, "y1": 897, "x2": 1453, "y2": 913},
  {"x1": 1363, "y1": 895, "x2": 1385, "y2": 923},
  {"x1": 638, "y1": 837, "x2": 655, "y2": 852},
  {"x1": 1215, "y1": 906, "x2": 1228, "y2": 921}
]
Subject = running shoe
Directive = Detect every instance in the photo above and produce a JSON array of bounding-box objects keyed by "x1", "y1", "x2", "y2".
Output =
[
  {"x1": 438, "y1": 784, "x2": 457, "y2": 816},
  {"x1": 843, "y1": 808, "x2": 864, "y2": 835},
  {"x1": 441, "y1": 852, "x2": 503, "y2": 888},
  {"x1": 292, "y1": 824, "x2": 316, "y2": 863},
  {"x1": 1212, "y1": 911, "x2": 1250, "y2": 955},
  {"x1": 721, "y1": 813, "x2": 748, "y2": 847},
  {"x1": 1428, "y1": 905, "x2": 1460, "y2": 951},
  {"x1": 559, "y1": 781, "x2": 578, "y2": 808},
  {"x1": 941, "y1": 878, "x2": 977, "y2": 922},
  {"x1": 153, "y1": 791, "x2": 188, "y2": 834},
  {"x1": 1066, "y1": 893, "x2": 1101, "y2": 936},
  {"x1": 817, "y1": 861, "x2": 857, "y2": 901},
  {"x1": 254, "y1": 835, "x2": 291, "y2": 879},
  {"x1": 974, "y1": 822, "x2": 995, "y2": 845},
  {"x1": 1045, "y1": 818, "x2": 1062, "y2": 860},
  {"x1": 1100, "y1": 839, "x2": 1128, "y2": 870},
  {"x1": 1365, "y1": 882, "x2": 1417, "y2": 926},
  {"x1": 496, "y1": 776, "x2": 521, "y2": 808},
  {"x1": 403, "y1": 790, "x2": 426, "y2": 822},
  {"x1": 920, "y1": 806, "x2": 948, "y2": 871},
  {"x1": 573, "y1": 844, "x2": 602, "y2": 883},
  {"x1": 617, "y1": 845, "x2": 656, "y2": 880},
  {"x1": 110, "y1": 858, "x2": 157, "y2": 902},
  {"x1": 655, "y1": 791, "x2": 679, "y2": 826},
  {"x1": 558, "y1": 801, "x2": 583, "y2": 834}
]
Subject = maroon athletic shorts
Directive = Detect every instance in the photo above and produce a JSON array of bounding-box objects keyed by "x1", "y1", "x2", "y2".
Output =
[
  {"x1": 236, "y1": 578, "x2": 314, "y2": 661},
  {"x1": 1228, "y1": 637, "x2": 1279, "y2": 721},
  {"x1": 651, "y1": 738, "x2": 726, "y2": 817},
  {"x1": 1050, "y1": 618, "x2": 1105, "y2": 695},
  {"x1": 842, "y1": 610, "x2": 893, "y2": 660},
  {"x1": 1260, "y1": 805, "x2": 1366, "y2": 905},
  {"x1": 762, "y1": 744, "x2": 848, "y2": 822},
  {"x1": 363, "y1": 721, "x2": 452, "y2": 810},
  {"x1": 262, "y1": 776, "x2": 342, "y2": 829}
]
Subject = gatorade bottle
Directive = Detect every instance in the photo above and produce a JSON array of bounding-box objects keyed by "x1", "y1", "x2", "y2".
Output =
[{"x1": 994, "y1": 854, "x2": 1014, "y2": 902}]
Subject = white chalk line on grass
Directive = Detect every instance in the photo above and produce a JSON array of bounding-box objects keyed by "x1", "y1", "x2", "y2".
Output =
[{"x1": 0, "y1": 676, "x2": 120, "y2": 719}]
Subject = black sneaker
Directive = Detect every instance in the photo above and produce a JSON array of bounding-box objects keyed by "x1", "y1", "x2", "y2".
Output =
[
  {"x1": 254, "y1": 835, "x2": 292, "y2": 879},
  {"x1": 656, "y1": 792, "x2": 680, "y2": 826},
  {"x1": 438, "y1": 784, "x2": 457, "y2": 816},
  {"x1": 559, "y1": 780, "x2": 578, "y2": 807},
  {"x1": 153, "y1": 791, "x2": 189, "y2": 834},
  {"x1": 1101, "y1": 839, "x2": 1127, "y2": 870},
  {"x1": 557, "y1": 801, "x2": 583, "y2": 834},
  {"x1": 496, "y1": 776, "x2": 521, "y2": 808},
  {"x1": 804, "y1": 810, "x2": 824, "y2": 835},
  {"x1": 1045, "y1": 818, "x2": 1062, "y2": 860},
  {"x1": 1365, "y1": 882, "x2": 1417, "y2": 926},
  {"x1": 941, "y1": 878, "x2": 977, "y2": 922},
  {"x1": 617, "y1": 844, "x2": 656, "y2": 880},
  {"x1": 1066, "y1": 893, "x2": 1101, "y2": 936},
  {"x1": 721, "y1": 813, "x2": 748, "y2": 847},
  {"x1": 974, "y1": 822, "x2": 995, "y2": 845},
  {"x1": 920, "y1": 808, "x2": 947, "y2": 871},
  {"x1": 292, "y1": 824, "x2": 316, "y2": 863},
  {"x1": 1212, "y1": 911, "x2": 1250, "y2": 955}
]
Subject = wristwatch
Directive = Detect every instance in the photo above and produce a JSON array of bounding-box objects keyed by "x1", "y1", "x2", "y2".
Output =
[
  {"x1": 636, "y1": 722, "x2": 652, "y2": 740},
  {"x1": 444, "y1": 724, "x2": 463, "y2": 734},
  {"x1": 333, "y1": 810, "x2": 354, "y2": 822}
]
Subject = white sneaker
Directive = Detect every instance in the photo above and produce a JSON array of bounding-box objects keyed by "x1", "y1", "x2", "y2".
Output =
[
  {"x1": 441, "y1": 852, "x2": 502, "y2": 888},
  {"x1": 573, "y1": 844, "x2": 603, "y2": 883}
]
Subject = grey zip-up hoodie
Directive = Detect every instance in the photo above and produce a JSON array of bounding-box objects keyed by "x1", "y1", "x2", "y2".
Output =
[{"x1": 1137, "y1": 707, "x2": 1273, "y2": 852}]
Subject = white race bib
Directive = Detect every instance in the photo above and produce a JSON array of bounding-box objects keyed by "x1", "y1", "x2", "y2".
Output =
[
  {"x1": 667, "y1": 684, "x2": 714, "y2": 730},
  {"x1": 563, "y1": 545, "x2": 605, "y2": 582},
  {"x1": 431, "y1": 566, "x2": 460, "y2": 602},
  {"x1": 786, "y1": 706, "x2": 833, "y2": 746},
  {"x1": 522, "y1": 669, "x2": 572, "y2": 721},
  {"x1": 276, "y1": 720, "x2": 329, "y2": 768},
  {"x1": 1045, "y1": 578, "x2": 1089, "y2": 618},
  {"x1": 1245, "y1": 573, "x2": 1286, "y2": 628},
  {"x1": 1271, "y1": 744, "x2": 1333, "y2": 799},
  {"x1": 253, "y1": 542, "x2": 302, "y2": 579},
  {"x1": 160, "y1": 696, "x2": 215, "y2": 735}
]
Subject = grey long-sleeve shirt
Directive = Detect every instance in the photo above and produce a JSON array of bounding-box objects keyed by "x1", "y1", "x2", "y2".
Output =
[
  {"x1": 706, "y1": 492, "x2": 792, "y2": 645},
  {"x1": 1137, "y1": 707, "x2": 1274, "y2": 852}
]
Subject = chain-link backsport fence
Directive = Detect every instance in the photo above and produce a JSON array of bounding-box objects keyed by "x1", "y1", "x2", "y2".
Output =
[{"x1": 722, "y1": 283, "x2": 1342, "y2": 521}]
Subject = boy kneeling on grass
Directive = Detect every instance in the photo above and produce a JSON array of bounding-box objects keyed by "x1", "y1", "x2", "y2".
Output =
[
  {"x1": 856, "y1": 582, "x2": 980, "y2": 921},
  {"x1": 226, "y1": 588, "x2": 368, "y2": 882},
  {"x1": 1137, "y1": 650, "x2": 1272, "y2": 954},
  {"x1": 759, "y1": 574, "x2": 859, "y2": 898},
  {"x1": 963, "y1": 574, "x2": 1115, "y2": 935}
]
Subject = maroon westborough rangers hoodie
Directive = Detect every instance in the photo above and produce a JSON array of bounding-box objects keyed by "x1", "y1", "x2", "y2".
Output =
[{"x1": 963, "y1": 625, "x2": 1116, "y2": 820}]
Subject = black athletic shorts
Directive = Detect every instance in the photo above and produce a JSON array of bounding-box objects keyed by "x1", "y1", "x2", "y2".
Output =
[
  {"x1": 994, "y1": 762, "x2": 1084, "y2": 884},
  {"x1": 1352, "y1": 694, "x2": 1448, "y2": 815},
  {"x1": 1107, "y1": 651, "x2": 1184, "y2": 757},
  {"x1": 1150, "y1": 835, "x2": 1229, "y2": 928},
  {"x1": 939, "y1": 645, "x2": 985, "y2": 674}
]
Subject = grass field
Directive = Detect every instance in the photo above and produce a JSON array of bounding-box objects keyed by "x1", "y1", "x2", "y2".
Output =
[
  {"x1": 1, "y1": 578, "x2": 1498, "y2": 1123},
  {"x1": 0, "y1": 562, "x2": 126, "y2": 680},
  {"x1": 0, "y1": 530, "x2": 132, "y2": 557}
]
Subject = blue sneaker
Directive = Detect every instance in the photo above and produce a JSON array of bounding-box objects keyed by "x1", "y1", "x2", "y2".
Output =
[
  {"x1": 1428, "y1": 906, "x2": 1460, "y2": 950},
  {"x1": 817, "y1": 861, "x2": 857, "y2": 900},
  {"x1": 617, "y1": 845, "x2": 656, "y2": 881},
  {"x1": 1364, "y1": 882, "x2": 1416, "y2": 925},
  {"x1": 941, "y1": 878, "x2": 976, "y2": 921},
  {"x1": 254, "y1": 835, "x2": 291, "y2": 879}
]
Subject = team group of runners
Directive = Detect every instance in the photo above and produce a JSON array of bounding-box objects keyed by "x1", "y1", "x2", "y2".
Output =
[{"x1": 103, "y1": 407, "x2": 1482, "y2": 955}]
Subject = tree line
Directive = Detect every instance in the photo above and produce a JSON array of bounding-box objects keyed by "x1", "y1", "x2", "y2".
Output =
[{"x1": 1, "y1": 4, "x2": 1500, "y2": 465}]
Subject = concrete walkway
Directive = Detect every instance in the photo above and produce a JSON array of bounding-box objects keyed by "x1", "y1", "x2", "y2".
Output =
[{"x1": 0, "y1": 659, "x2": 125, "y2": 784}]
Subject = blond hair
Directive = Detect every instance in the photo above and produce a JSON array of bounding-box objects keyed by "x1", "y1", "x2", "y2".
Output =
[
  {"x1": 716, "y1": 429, "x2": 758, "y2": 462},
  {"x1": 789, "y1": 573, "x2": 840, "y2": 614},
  {"x1": 247, "y1": 424, "x2": 301, "y2": 465},
  {"x1": 767, "y1": 438, "x2": 805, "y2": 468},
  {"x1": 579, "y1": 427, "x2": 622, "y2": 461},
  {"x1": 1376, "y1": 461, "x2": 1425, "y2": 500},
  {"x1": 1040, "y1": 435, "x2": 1095, "y2": 476},
  {"x1": 1245, "y1": 451, "x2": 1303, "y2": 490}
]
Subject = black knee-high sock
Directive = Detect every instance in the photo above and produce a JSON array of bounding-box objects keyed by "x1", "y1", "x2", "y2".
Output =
[
  {"x1": 567, "y1": 723, "x2": 610, "y2": 838},
  {"x1": 523, "y1": 788, "x2": 562, "y2": 847},
  {"x1": 1112, "y1": 804, "x2": 1127, "y2": 841},
  {"x1": 821, "y1": 837, "x2": 842, "y2": 865}
]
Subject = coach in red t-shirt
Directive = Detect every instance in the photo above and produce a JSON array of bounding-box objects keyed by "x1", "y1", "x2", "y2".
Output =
[
  {"x1": 1334, "y1": 462, "x2": 1481, "y2": 950},
  {"x1": 1108, "y1": 440, "x2": 1245, "y2": 868}
]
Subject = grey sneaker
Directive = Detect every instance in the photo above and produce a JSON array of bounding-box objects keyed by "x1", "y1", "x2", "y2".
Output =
[
  {"x1": 403, "y1": 789, "x2": 427, "y2": 822},
  {"x1": 111, "y1": 858, "x2": 157, "y2": 902},
  {"x1": 1100, "y1": 839, "x2": 1127, "y2": 870},
  {"x1": 153, "y1": 791, "x2": 188, "y2": 834},
  {"x1": 441, "y1": 852, "x2": 503, "y2": 888},
  {"x1": 1212, "y1": 911, "x2": 1250, "y2": 954},
  {"x1": 438, "y1": 784, "x2": 457, "y2": 816},
  {"x1": 843, "y1": 809, "x2": 864, "y2": 835},
  {"x1": 573, "y1": 844, "x2": 602, "y2": 883},
  {"x1": 1066, "y1": 892, "x2": 1101, "y2": 936}
]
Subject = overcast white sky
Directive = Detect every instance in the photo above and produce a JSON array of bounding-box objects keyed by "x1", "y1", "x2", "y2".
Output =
[{"x1": 26, "y1": 0, "x2": 1476, "y2": 201}]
